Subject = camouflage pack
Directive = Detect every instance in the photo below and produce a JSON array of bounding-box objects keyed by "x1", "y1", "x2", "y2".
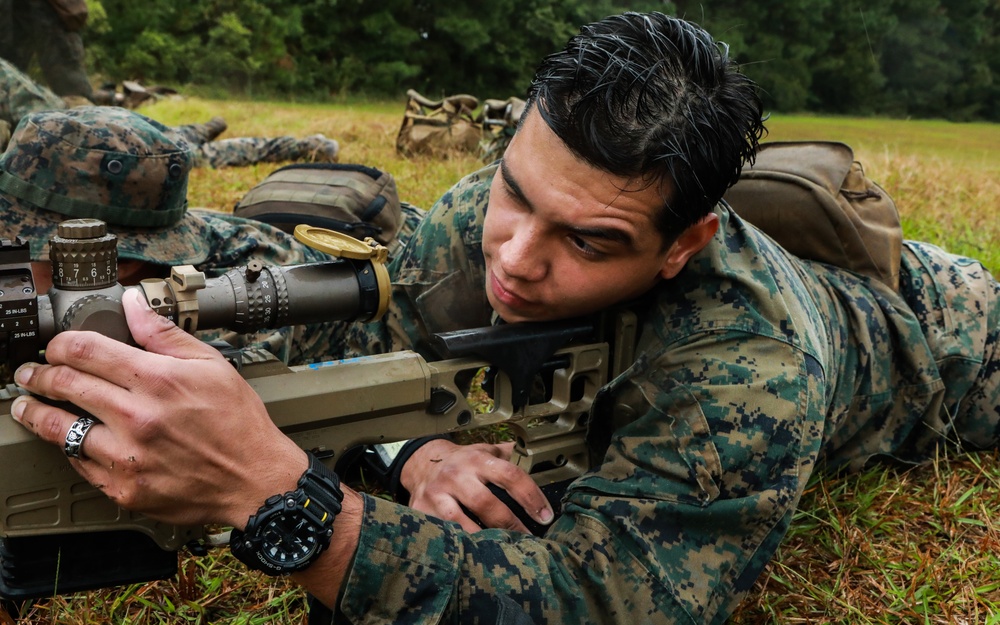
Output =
[
  {"x1": 234, "y1": 163, "x2": 403, "y2": 246},
  {"x1": 395, "y1": 89, "x2": 484, "y2": 158},
  {"x1": 724, "y1": 141, "x2": 902, "y2": 290}
]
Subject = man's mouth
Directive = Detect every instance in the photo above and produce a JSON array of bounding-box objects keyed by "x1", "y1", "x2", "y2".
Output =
[{"x1": 489, "y1": 272, "x2": 533, "y2": 310}]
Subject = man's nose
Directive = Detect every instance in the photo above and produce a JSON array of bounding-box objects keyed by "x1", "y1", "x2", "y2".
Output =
[{"x1": 498, "y1": 226, "x2": 547, "y2": 282}]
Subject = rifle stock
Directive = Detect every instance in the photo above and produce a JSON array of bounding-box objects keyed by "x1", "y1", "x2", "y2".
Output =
[{"x1": 0, "y1": 321, "x2": 626, "y2": 599}]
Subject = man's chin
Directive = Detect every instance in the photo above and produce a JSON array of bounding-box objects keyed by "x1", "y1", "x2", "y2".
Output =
[
  {"x1": 492, "y1": 305, "x2": 538, "y2": 324},
  {"x1": 494, "y1": 303, "x2": 574, "y2": 325}
]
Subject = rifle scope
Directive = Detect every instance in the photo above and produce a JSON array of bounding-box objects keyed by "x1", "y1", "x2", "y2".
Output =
[{"x1": 0, "y1": 218, "x2": 391, "y2": 372}]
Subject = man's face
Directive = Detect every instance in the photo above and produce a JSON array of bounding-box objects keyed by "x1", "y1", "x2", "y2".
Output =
[{"x1": 482, "y1": 109, "x2": 710, "y2": 323}]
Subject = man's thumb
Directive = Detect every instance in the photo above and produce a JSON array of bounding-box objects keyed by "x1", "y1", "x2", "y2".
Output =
[{"x1": 121, "y1": 287, "x2": 217, "y2": 360}]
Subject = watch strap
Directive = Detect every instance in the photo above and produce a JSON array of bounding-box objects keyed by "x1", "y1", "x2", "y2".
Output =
[{"x1": 300, "y1": 451, "x2": 344, "y2": 515}]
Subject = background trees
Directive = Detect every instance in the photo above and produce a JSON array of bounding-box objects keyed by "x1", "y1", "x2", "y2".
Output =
[{"x1": 80, "y1": 0, "x2": 1000, "y2": 121}]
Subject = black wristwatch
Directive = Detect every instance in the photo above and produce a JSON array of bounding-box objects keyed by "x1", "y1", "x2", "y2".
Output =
[{"x1": 230, "y1": 451, "x2": 344, "y2": 575}]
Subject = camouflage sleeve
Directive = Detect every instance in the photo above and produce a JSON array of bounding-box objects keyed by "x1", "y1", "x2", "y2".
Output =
[
  {"x1": 0, "y1": 57, "x2": 65, "y2": 128},
  {"x1": 338, "y1": 329, "x2": 824, "y2": 624}
]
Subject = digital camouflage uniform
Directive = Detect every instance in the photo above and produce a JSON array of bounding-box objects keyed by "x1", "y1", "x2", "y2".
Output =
[
  {"x1": 0, "y1": 107, "x2": 373, "y2": 366},
  {"x1": 334, "y1": 164, "x2": 1000, "y2": 623},
  {"x1": 0, "y1": 58, "x2": 339, "y2": 168},
  {"x1": 0, "y1": 57, "x2": 63, "y2": 142}
]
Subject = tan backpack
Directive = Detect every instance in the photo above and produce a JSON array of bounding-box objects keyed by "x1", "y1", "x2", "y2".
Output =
[
  {"x1": 395, "y1": 90, "x2": 485, "y2": 158},
  {"x1": 723, "y1": 141, "x2": 902, "y2": 290},
  {"x1": 479, "y1": 96, "x2": 526, "y2": 163}
]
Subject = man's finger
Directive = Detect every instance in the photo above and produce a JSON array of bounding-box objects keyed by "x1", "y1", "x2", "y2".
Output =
[
  {"x1": 13, "y1": 357, "x2": 140, "y2": 430},
  {"x1": 38, "y1": 289, "x2": 222, "y2": 390},
  {"x1": 10, "y1": 395, "x2": 131, "y2": 508},
  {"x1": 462, "y1": 483, "x2": 532, "y2": 534},
  {"x1": 435, "y1": 496, "x2": 484, "y2": 534},
  {"x1": 476, "y1": 457, "x2": 554, "y2": 526},
  {"x1": 10, "y1": 395, "x2": 116, "y2": 467}
]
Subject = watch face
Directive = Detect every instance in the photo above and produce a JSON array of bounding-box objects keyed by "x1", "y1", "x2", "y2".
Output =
[{"x1": 257, "y1": 509, "x2": 324, "y2": 569}]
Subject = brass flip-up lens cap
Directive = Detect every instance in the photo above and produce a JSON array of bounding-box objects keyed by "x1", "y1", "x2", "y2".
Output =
[{"x1": 293, "y1": 225, "x2": 380, "y2": 260}]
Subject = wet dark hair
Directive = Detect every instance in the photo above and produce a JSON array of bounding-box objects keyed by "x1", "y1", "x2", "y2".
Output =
[{"x1": 526, "y1": 12, "x2": 766, "y2": 243}]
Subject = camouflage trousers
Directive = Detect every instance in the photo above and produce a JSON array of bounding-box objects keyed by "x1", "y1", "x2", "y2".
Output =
[
  {"x1": 896, "y1": 241, "x2": 1000, "y2": 457},
  {"x1": 1, "y1": 57, "x2": 335, "y2": 169},
  {"x1": 187, "y1": 135, "x2": 336, "y2": 169}
]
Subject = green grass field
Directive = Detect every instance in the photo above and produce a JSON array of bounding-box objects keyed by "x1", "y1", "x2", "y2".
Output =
[{"x1": 4, "y1": 99, "x2": 1000, "y2": 624}]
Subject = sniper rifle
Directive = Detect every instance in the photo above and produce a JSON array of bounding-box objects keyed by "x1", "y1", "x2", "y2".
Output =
[{"x1": 0, "y1": 219, "x2": 636, "y2": 600}]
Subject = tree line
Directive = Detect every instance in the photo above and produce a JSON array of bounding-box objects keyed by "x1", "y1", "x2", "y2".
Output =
[{"x1": 83, "y1": 0, "x2": 999, "y2": 121}]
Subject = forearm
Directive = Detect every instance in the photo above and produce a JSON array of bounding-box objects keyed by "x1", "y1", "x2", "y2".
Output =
[{"x1": 337, "y1": 494, "x2": 687, "y2": 623}]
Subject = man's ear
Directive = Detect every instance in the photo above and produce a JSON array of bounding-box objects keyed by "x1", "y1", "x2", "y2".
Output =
[{"x1": 658, "y1": 213, "x2": 720, "y2": 280}]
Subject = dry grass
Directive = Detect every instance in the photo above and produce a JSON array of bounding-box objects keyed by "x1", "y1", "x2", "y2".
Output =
[
  {"x1": 733, "y1": 452, "x2": 1000, "y2": 624},
  {"x1": 3, "y1": 99, "x2": 999, "y2": 623},
  {"x1": 148, "y1": 97, "x2": 486, "y2": 215}
]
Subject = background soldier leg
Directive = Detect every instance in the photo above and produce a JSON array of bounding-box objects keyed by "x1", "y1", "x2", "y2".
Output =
[
  {"x1": 194, "y1": 135, "x2": 340, "y2": 168},
  {"x1": 29, "y1": 1, "x2": 92, "y2": 99},
  {"x1": 174, "y1": 117, "x2": 229, "y2": 146}
]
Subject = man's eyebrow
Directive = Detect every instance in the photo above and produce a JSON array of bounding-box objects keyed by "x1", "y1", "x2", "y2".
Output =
[
  {"x1": 499, "y1": 158, "x2": 636, "y2": 247},
  {"x1": 568, "y1": 224, "x2": 634, "y2": 246},
  {"x1": 498, "y1": 158, "x2": 531, "y2": 209}
]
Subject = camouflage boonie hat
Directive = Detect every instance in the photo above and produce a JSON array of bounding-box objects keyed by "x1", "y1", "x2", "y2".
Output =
[{"x1": 0, "y1": 107, "x2": 212, "y2": 265}]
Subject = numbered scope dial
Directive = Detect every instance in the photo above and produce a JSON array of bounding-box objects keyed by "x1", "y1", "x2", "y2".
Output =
[{"x1": 48, "y1": 218, "x2": 118, "y2": 290}]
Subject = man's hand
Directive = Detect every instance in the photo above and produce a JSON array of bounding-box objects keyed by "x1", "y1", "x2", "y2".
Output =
[
  {"x1": 9, "y1": 288, "x2": 307, "y2": 529},
  {"x1": 400, "y1": 438, "x2": 554, "y2": 533}
]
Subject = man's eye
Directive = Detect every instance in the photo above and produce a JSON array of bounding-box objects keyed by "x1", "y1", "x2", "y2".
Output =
[{"x1": 570, "y1": 235, "x2": 604, "y2": 258}]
